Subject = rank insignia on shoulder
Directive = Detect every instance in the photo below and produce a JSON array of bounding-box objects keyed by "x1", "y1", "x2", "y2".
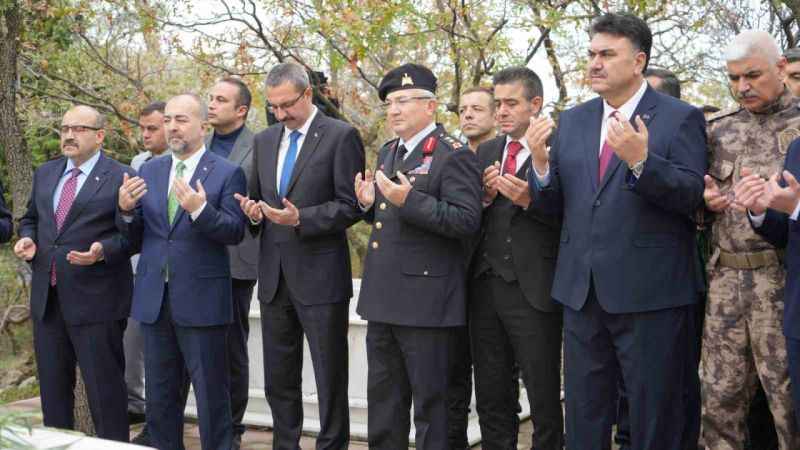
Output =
[{"x1": 442, "y1": 135, "x2": 463, "y2": 150}]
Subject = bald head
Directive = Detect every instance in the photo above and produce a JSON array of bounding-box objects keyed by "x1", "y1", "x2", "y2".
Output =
[
  {"x1": 164, "y1": 93, "x2": 208, "y2": 157},
  {"x1": 67, "y1": 105, "x2": 106, "y2": 128},
  {"x1": 724, "y1": 30, "x2": 781, "y2": 64}
]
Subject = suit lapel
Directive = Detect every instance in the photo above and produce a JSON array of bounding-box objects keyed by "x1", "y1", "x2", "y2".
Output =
[
  {"x1": 399, "y1": 127, "x2": 440, "y2": 177},
  {"x1": 154, "y1": 156, "x2": 172, "y2": 232},
  {"x1": 481, "y1": 136, "x2": 504, "y2": 170},
  {"x1": 285, "y1": 114, "x2": 325, "y2": 196},
  {"x1": 57, "y1": 153, "x2": 111, "y2": 238},
  {"x1": 228, "y1": 127, "x2": 253, "y2": 165},
  {"x1": 45, "y1": 158, "x2": 67, "y2": 231},
  {"x1": 596, "y1": 86, "x2": 659, "y2": 195},
  {"x1": 381, "y1": 142, "x2": 399, "y2": 175},
  {"x1": 582, "y1": 99, "x2": 604, "y2": 191},
  {"x1": 171, "y1": 151, "x2": 216, "y2": 231},
  {"x1": 265, "y1": 126, "x2": 283, "y2": 205}
]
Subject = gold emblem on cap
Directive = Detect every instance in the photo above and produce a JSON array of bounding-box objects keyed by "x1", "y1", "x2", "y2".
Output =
[{"x1": 401, "y1": 73, "x2": 414, "y2": 86}]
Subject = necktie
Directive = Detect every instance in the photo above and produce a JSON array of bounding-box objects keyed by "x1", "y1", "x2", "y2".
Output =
[
  {"x1": 279, "y1": 130, "x2": 302, "y2": 197},
  {"x1": 503, "y1": 141, "x2": 523, "y2": 175},
  {"x1": 51, "y1": 168, "x2": 81, "y2": 285},
  {"x1": 394, "y1": 144, "x2": 408, "y2": 170},
  {"x1": 168, "y1": 161, "x2": 186, "y2": 224},
  {"x1": 598, "y1": 112, "x2": 618, "y2": 183}
]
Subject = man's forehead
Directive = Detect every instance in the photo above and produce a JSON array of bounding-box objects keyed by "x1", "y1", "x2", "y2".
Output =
[
  {"x1": 727, "y1": 56, "x2": 771, "y2": 75},
  {"x1": 493, "y1": 82, "x2": 526, "y2": 99},
  {"x1": 589, "y1": 33, "x2": 632, "y2": 51},
  {"x1": 386, "y1": 89, "x2": 431, "y2": 100},
  {"x1": 210, "y1": 82, "x2": 236, "y2": 98},
  {"x1": 461, "y1": 91, "x2": 493, "y2": 106},
  {"x1": 62, "y1": 108, "x2": 94, "y2": 124}
]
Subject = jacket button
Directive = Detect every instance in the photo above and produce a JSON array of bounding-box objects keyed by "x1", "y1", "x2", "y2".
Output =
[
  {"x1": 379, "y1": 202, "x2": 387, "y2": 210},
  {"x1": 410, "y1": 176, "x2": 416, "y2": 183},
  {"x1": 423, "y1": 270, "x2": 429, "y2": 276},
  {"x1": 506, "y1": 237, "x2": 512, "y2": 243},
  {"x1": 503, "y1": 255, "x2": 510, "y2": 260},
  {"x1": 375, "y1": 222, "x2": 383, "y2": 230},
  {"x1": 372, "y1": 241, "x2": 379, "y2": 249}
]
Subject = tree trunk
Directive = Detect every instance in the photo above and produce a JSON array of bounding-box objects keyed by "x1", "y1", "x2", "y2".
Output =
[
  {"x1": 73, "y1": 367, "x2": 96, "y2": 435},
  {"x1": 0, "y1": 0, "x2": 33, "y2": 222}
]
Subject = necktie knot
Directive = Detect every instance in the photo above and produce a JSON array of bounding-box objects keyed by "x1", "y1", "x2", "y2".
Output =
[
  {"x1": 69, "y1": 168, "x2": 81, "y2": 179},
  {"x1": 507, "y1": 141, "x2": 522, "y2": 156},
  {"x1": 503, "y1": 141, "x2": 523, "y2": 175},
  {"x1": 175, "y1": 161, "x2": 186, "y2": 177},
  {"x1": 289, "y1": 130, "x2": 302, "y2": 143}
]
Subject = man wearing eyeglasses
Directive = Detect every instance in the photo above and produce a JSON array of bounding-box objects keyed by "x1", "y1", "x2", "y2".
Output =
[
  {"x1": 354, "y1": 63, "x2": 482, "y2": 449},
  {"x1": 15, "y1": 105, "x2": 135, "y2": 441},
  {"x1": 236, "y1": 62, "x2": 364, "y2": 450}
]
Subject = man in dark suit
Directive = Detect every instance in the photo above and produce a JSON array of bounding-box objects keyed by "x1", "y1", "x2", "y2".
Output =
[
  {"x1": 0, "y1": 178, "x2": 12, "y2": 243},
  {"x1": 118, "y1": 93, "x2": 247, "y2": 450},
  {"x1": 354, "y1": 63, "x2": 482, "y2": 449},
  {"x1": 738, "y1": 139, "x2": 800, "y2": 434},
  {"x1": 206, "y1": 77, "x2": 258, "y2": 449},
  {"x1": 15, "y1": 105, "x2": 134, "y2": 441},
  {"x1": 236, "y1": 62, "x2": 364, "y2": 450},
  {"x1": 471, "y1": 66, "x2": 563, "y2": 450},
  {"x1": 525, "y1": 13, "x2": 707, "y2": 450}
]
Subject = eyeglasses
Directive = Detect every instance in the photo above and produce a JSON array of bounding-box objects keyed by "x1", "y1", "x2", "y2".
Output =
[
  {"x1": 60, "y1": 125, "x2": 101, "y2": 135},
  {"x1": 380, "y1": 96, "x2": 435, "y2": 110},
  {"x1": 268, "y1": 90, "x2": 307, "y2": 112}
]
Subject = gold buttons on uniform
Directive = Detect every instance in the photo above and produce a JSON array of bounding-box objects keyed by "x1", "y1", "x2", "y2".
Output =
[
  {"x1": 410, "y1": 176, "x2": 416, "y2": 183},
  {"x1": 372, "y1": 241, "x2": 379, "y2": 249},
  {"x1": 423, "y1": 270, "x2": 429, "y2": 276},
  {"x1": 375, "y1": 222, "x2": 383, "y2": 230},
  {"x1": 379, "y1": 202, "x2": 387, "y2": 210}
]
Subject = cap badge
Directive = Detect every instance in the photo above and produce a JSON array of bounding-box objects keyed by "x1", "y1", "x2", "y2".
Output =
[{"x1": 401, "y1": 73, "x2": 414, "y2": 86}]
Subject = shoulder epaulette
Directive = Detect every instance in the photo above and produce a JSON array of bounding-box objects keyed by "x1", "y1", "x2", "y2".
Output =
[
  {"x1": 707, "y1": 106, "x2": 743, "y2": 123},
  {"x1": 438, "y1": 133, "x2": 465, "y2": 150}
]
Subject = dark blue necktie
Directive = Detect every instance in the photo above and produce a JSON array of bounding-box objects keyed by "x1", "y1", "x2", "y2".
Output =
[{"x1": 279, "y1": 130, "x2": 302, "y2": 197}]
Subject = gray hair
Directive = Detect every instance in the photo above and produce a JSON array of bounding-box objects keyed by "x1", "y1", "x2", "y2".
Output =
[
  {"x1": 265, "y1": 62, "x2": 310, "y2": 92},
  {"x1": 724, "y1": 30, "x2": 781, "y2": 64},
  {"x1": 169, "y1": 93, "x2": 209, "y2": 120}
]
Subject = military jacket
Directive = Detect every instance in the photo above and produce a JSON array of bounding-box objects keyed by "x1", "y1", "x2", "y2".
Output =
[
  {"x1": 708, "y1": 90, "x2": 800, "y2": 254},
  {"x1": 357, "y1": 124, "x2": 482, "y2": 327}
]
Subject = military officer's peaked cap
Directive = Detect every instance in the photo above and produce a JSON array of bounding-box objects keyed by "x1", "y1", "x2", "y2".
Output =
[{"x1": 378, "y1": 63, "x2": 437, "y2": 101}]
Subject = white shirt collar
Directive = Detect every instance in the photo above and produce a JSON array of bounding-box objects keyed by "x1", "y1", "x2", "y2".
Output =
[
  {"x1": 399, "y1": 122, "x2": 438, "y2": 152},
  {"x1": 602, "y1": 79, "x2": 648, "y2": 121},
  {"x1": 65, "y1": 149, "x2": 102, "y2": 176},
  {"x1": 172, "y1": 145, "x2": 206, "y2": 173},
  {"x1": 286, "y1": 106, "x2": 318, "y2": 137}
]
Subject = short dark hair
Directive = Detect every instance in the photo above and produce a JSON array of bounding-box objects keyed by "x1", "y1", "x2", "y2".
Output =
[
  {"x1": 590, "y1": 13, "x2": 653, "y2": 72},
  {"x1": 700, "y1": 105, "x2": 721, "y2": 114},
  {"x1": 645, "y1": 68, "x2": 681, "y2": 99},
  {"x1": 139, "y1": 101, "x2": 166, "y2": 118},
  {"x1": 219, "y1": 77, "x2": 252, "y2": 110},
  {"x1": 492, "y1": 67, "x2": 543, "y2": 101},
  {"x1": 785, "y1": 47, "x2": 800, "y2": 63},
  {"x1": 461, "y1": 86, "x2": 495, "y2": 111}
]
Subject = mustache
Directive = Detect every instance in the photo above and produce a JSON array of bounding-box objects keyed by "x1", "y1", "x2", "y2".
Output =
[
  {"x1": 736, "y1": 91, "x2": 758, "y2": 100},
  {"x1": 62, "y1": 139, "x2": 78, "y2": 147},
  {"x1": 589, "y1": 70, "x2": 605, "y2": 78}
]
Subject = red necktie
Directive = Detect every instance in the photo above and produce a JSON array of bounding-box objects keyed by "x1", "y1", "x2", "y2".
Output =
[
  {"x1": 598, "y1": 112, "x2": 618, "y2": 182},
  {"x1": 51, "y1": 168, "x2": 80, "y2": 285},
  {"x1": 504, "y1": 141, "x2": 522, "y2": 175}
]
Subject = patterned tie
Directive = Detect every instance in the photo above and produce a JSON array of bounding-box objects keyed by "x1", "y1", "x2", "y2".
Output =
[
  {"x1": 51, "y1": 168, "x2": 81, "y2": 285},
  {"x1": 168, "y1": 161, "x2": 186, "y2": 224},
  {"x1": 503, "y1": 141, "x2": 523, "y2": 175},
  {"x1": 598, "y1": 111, "x2": 618, "y2": 183},
  {"x1": 279, "y1": 130, "x2": 302, "y2": 197},
  {"x1": 394, "y1": 144, "x2": 408, "y2": 170}
]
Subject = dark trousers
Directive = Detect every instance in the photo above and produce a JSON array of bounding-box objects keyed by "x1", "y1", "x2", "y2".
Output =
[
  {"x1": 229, "y1": 278, "x2": 255, "y2": 436},
  {"x1": 143, "y1": 286, "x2": 232, "y2": 450},
  {"x1": 367, "y1": 321, "x2": 453, "y2": 450},
  {"x1": 615, "y1": 295, "x2": 703, "y2": 450},
  {"x1": 447, "y1": 325, "x2": 472, "y2": 450},
  {"x1": 785, "y1": 336, "x2": 800, "y2": 431},
  {"x1": 260, "y1": 274, "x2": 350, "y2": 450},
  {"x1": 470, "y1": 275, "x2": 563, "y2": 450},
  {"x1": 33, "y1": 288, "x2": 129, "y2": 442},
  {"x1": 564, "y1": 283, "x2": 688, "y2": 450}
]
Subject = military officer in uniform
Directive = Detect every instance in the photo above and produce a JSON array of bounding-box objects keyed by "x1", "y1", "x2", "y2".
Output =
[
  {"x1": 354, "y1": 63, "x2": 482, "y2": 450},
  {"x1": 702, "y1": 30, "x2": 800, "y2": 449}
]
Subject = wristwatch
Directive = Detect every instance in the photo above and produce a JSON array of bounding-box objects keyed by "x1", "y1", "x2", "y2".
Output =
[{"x1": 629, "y1": 155, "x2": 647, "y2": 178}]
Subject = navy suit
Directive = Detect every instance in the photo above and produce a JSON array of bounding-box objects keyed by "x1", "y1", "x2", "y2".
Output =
[
  {"x1": 0, "y1": 178, "x2": 12, "y2": 243},
  {"x1": 528, "y1": 86, "x2": 707, "y2": 450},
  {"x1": 752, "y1": 139, "x2": 800, "y2": 429},
  {"x1": 19, "y1": 152, "x2": 134, "y2": 441},
  {"x1": 118, "y1": 150, "x2": 246, "y2": 450}
]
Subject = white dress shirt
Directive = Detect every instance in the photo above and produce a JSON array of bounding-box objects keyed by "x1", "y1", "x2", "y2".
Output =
[
  {"x1": 501, "y1": 135, "x2": 532, "y2": 175},
  {"x1": 535, "y1": 79, "x2": 649, "y2": 184},
  {"x1": 275, "y1": 106, "x2": 318, "y2": 190},
  {"x1": 749, "y1": 202, "x2": 800, "y2": 227},
  {"x1": 397, "y1": 122, "x2": 438, "y2": 160},
  {"x1": 53, "y1": 150, "x2": 102, "y2": 212},
  {"x1": 169, "y1": 146, "x2": 207, "y2": 220}
]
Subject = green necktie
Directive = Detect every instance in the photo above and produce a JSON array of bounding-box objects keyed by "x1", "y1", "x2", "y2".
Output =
[{"x1": 168, "y1": 161, "x2": 186, "y2": 224}]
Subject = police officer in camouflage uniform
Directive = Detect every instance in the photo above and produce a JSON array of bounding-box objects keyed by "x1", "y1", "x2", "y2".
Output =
[
  {"x1": 703, "y1": 30, "x2": 800, "y2": 450},
  {"x1": 354, "y1": 63, "x2": 482, "y2": 450}
]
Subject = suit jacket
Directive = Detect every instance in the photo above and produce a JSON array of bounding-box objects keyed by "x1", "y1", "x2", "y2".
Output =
[
  {"x1": 249, "y1": 112, "x2": 365, "y2": 305},
  {"x1": 118, "y1": 151, "x2": 247, "y2": 326},
  {"x1": 472, "y1": 135, "x2": 561, "y2": 312},
  {"x1": 19, "y1": 153, "x2": 135, "y2": 325},
  {"x1": 207, "y1": 126, "x2": 259, "y2": 280},
  {"x1": 357, "y1": 125, "x2": 482, "y2": 327},
  {"x1": 753, "y1": 139, "x2": 800, "y2": 339},
  {"x1": 528, "y1": 86, "x2": 707, "y2": 313},
  {"x1": 0, "y1": 178, "x2": 12, "y2": 243}
]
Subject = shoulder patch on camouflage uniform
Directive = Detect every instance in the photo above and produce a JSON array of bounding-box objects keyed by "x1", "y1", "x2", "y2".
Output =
[
  {"x1": 707, "y1": 106, "x2": 743, "y2": 123},
  {"x1": 779, "y1": 128, "x2": 800, "y2": 154}
]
